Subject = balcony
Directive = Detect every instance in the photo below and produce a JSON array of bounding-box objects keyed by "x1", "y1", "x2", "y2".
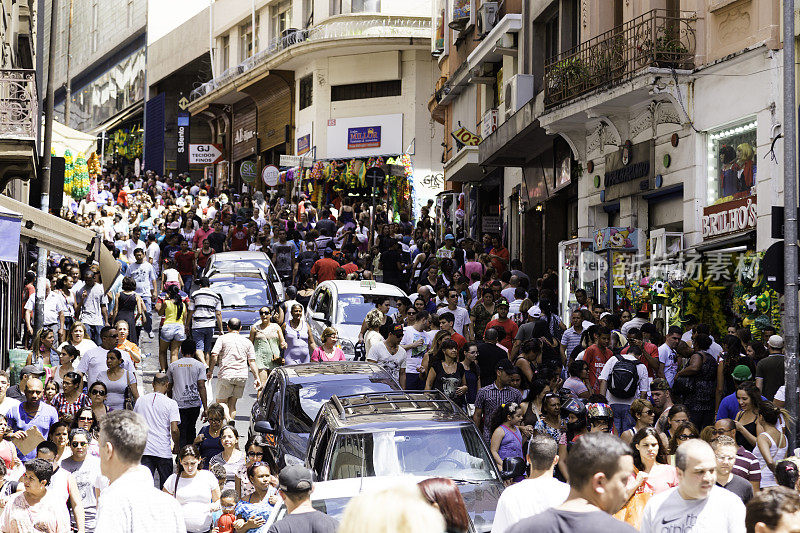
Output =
[
  {"x1": 190, "y1": 15, "x2": 431, "y2": 102},
  {"x1": 0, "y1": 69, "x2": 37, "y2": 141},
  {"x1": 544, "y1": 10, "x2": 696, "y2": 108}
]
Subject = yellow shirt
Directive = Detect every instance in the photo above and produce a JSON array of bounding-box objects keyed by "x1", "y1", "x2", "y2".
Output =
[{"x1": 163, "y1": 300, "x2": 186, "y2": 325}]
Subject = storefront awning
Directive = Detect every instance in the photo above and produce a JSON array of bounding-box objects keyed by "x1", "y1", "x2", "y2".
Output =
[
  {"x1": 694, "y1": 230, "x2": 755, "y2": 254},
  {"x1": 466, "y1": 14, "x2": 522, "y2": 72},
  {"x1": 90, "y1": 101, "x2": 144, "y2": 135},
  {"x1": 444, "y1": 146, "x2": 486, "y2": 182},
  {"x1": 0, "y1": 195, "x2": 95, "y2": 260}
]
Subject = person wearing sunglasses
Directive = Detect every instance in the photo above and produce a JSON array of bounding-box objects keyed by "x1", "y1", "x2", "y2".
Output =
[
  {"x1": 235, "y1": 435, "x2": 276, "y2": 501},
  {"x1": 249, "y1": 306, "x2": 287, "y2": 385},
  {"x1": 87, "y1": 382, "x2": 109, "y2": 421},
  {"x1": 668, "y1": 421, "x2": 700, "y2": 459},
  {"x1": 621, "y1": 399, "x2": 657, "y2": 445},
  {"x1": 60, "y1": 428, "x2": 103, "y2": 532},
  {"x1": 76, "y1": 326, "x2": 135, "y2": 388}
]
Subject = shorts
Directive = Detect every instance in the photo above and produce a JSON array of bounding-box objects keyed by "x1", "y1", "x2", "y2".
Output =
[
  {"x1": 217, "y1": 376, "x2": 247, "y2": 399},
  {"x1": 160, "y1": 323, "x2": 187, "y2": 342},
  {"x1": 192, "y1": 327, "x2": 215, "y2": 352}
]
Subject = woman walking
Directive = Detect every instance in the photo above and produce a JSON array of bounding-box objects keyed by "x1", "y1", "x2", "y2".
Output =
[
  {"x1": 489, "y1": 403, "x2": 525, "y2": 481},
  {"x1": 425, "y1": 339, "x2": 467, "y2": 404},
  {"x1": 621, "y1": 399, "x2": 657, "y2": 445},
  {"x1": 157, "y1": 284, "x2": 187, "y2": 371},
  {"x1": 753, "y1": 401, "x2": 789, "y2": 488},
  {"x1": 209, "y1": 425, "x2": 245, "y2": 492},
  {"x1": 233, "y1": 462, "x2": 279, "y2": 532},
  {"x1": 112, "y1": 277, "x2": 144, "y2": 345},
  {"x1": 283, "y1": 304, "x2": 316, "y2": 365},
  {"x1": 164, "y1": 445, "x2": 221, "y2": 533},
  {"x1": 311, "y1": 328, "x2": 346, "y2": 362},
  {"x1": 97, "y1": 349, "x2": 138, "y2": 411},
  {"x1": 249, "y1": 306, "x2": 286, "y2": 383}
]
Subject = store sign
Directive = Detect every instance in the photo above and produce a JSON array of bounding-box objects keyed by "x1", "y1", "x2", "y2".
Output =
[
  {"x1": 604, "y1": 141, "x2": 651, "y2": 186},
  {"x1": 348, "y1": 126, "x2": 381, "y2": 149},
  {"x1": 176, "y1": 113, "x2": 190, "y2": 173},
  {"x1": 297, "y1": 134, "x2": 311, "y2": 155},
  {"x1": 240, "y1": 160, "x2": 257, "y2": 183},
  {"x1": 482, "y1": 216, "x2": 501, "y2": 233},
  {"x1": 701, "y1": 195, "x2": 757, "y2": 240},
  {"x1": 481, "y1": 109, "x2": 499, "y2": 139},
  {"x1": 594, "y1": 227, "x2": 639, "y2": 251},
  {"x1": 189, "y1": 144, "x2": 224, "y2": 165},
  {"x1": 279, "y1": 155, "x2": 313, "y2": 168},
  {"x1": 450, "y1": 126, "x2": 482, "y2": 147},
  {"x1": 234, "y1": 128, "x2": 256, "y2": 145},
  {"x1": 262, "y1": 165, "x2": 279, "y2": 187}
]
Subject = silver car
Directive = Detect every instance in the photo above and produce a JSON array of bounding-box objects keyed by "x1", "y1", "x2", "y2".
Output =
[{"x1": 202, "y1": 250, "x2": 284, "y2": 300}]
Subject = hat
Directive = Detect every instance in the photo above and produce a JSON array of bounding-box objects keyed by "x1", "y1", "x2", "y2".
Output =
[
  {"x1": 496, "y1": 298, "x2": 510, "y2": 308},
  {"x1": 278, "y1": 465, "x2": 313, "y2": 493},
  {"x1": 20, "y1": 365, "x2": 45, "y2": 378},
  {"x1": 495, "y1": 359, "x2": 518, "y2": 374},
  {"x1": 650, "y1": 378, "x2": 670, "y2": 391},
  {"x1": 167, "y1": 221, "x2": 180, "y2": 230},
  {"x1": 389, "y1": 323, "x2": 405, "y2": 337},
  {"x1": 528, "y1": 305, "x2": 542, "y2": 318},
  {"x1": 444, "y1": 233, "x2": 455, "y2": 241},
  {"x1": 600, "y1": 312, "x2": 612, "y2": 320},
  {"x1": 731, "y1": 365, "x2": 753, "y2": 382},
  {"x1": 768, "y1": 335, "x2": 785, "y2": 349}
]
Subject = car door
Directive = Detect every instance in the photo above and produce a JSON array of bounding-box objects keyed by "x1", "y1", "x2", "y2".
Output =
[
  {"x1": 307, "y1": 287, "x2": 327, "y2": 346},
  {"x1": 258, "y1": 376, "x2": 282, "y2": 461}
]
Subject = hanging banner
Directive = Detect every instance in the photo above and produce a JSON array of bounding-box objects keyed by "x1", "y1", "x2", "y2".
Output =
[
  {"x1": 348, "y1": 126, "x2": 382, "y2": 149},
  {"x1": 176, "y1": 112, "x2": 190, "y2": 173}
]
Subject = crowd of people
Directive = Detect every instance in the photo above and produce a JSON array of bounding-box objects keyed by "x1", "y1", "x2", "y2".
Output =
[{"x1": 4, "y1": 166, "x2": 798, "y2": 532}]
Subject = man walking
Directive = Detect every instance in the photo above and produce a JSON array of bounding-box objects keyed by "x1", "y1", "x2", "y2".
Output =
[
  {"x1": 75, "y1": 268, "x2": 108, "y2": 345},
  {"x1": 658, "y1": 326, "x2": 682, "y2": 387},
  {"x1": 268, "y1": 466, "x2": 338, "y2": 533},
  {"x1": 186, "y1": 277, "x2": 223, "y2": 364},
  {"x1": 167, "y1": 340, "x2": 208, "y2": 449},
  {"x1": 133, "y1": 373, "x2": 180, "y2": 489},
  {"x1": 209, "y1": 318, "x2": 260, "y2": 421},
  {"x1": 61, "y1": 428, "x2": 104, "y2": 533},
  {"x1": 756, "y1": 335, "x2": 785, "y2": 401},
  {"x1": 77, "y1": 326, "x2": 135, "y2": 387},
  {"x1": 95, "y1": 410, "x2": 186, "y2": 532},
  {"x1": 473, "y1": 360, "x2": 522, "y2": 444},
  {"x1": 640, "y1": 439, "x2": 745, "y2": 533},
  {"x1": 126, "y1": 248, "x2": 157, "y2": 339},
  {"x1": 712, "y1": 435, "x2": 754, "y2": 504},
  {"x1": 6, "y1": 377, "x2": 59, "y2": 461}
]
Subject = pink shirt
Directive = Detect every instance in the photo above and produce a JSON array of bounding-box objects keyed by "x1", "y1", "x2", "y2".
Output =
[{"x1": 311, "y1": 346, "x2": 346, "y2": 362}]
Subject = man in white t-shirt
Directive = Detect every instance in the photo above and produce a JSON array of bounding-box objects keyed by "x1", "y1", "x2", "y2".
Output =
[
  {"x1": 492, "y1": 433, "x2": 570, "y2": 533},
  {"x1": 366, "y1": 324, "x2": 407, "y2": 387},
  {"x1": 167, "y1": 340, "x2": 208, "y2": 449},
  {"x1": 133, "y1": 373, "x2": 180, "y2": 489},
  {"x1": 437, "y1": 289, "x2": 471, "y2": 339},
  {"x1": 598, "y1": 347, "x2": 649, "y2": 434},
  {"x1": 640, "y1": 440, "x2": 745, "y2": 533},
  {"x1": 126, "y1": 248, "x2": 158, "y2": 337},
  {"x1": 0, "y1": 371, "x2": 20, "y2": 416},
  {"x1": 75, "y1": 270, "x2": 108, "y2": 345}
]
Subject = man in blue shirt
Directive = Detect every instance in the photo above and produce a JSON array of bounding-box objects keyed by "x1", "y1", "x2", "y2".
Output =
[
  {"x1": 717, "y1": 367, "x2": 766, "y2": 421},
  {"x1": 6, "y1": 375, "x2": 59, "y2": 461}
]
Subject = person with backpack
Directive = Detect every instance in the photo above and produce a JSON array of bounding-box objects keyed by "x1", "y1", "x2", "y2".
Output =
[
  {"x1": 597, "y1": 345, "x2": 649, "y2": 434},
  {"x1": 296, "y1": 237, "x2": 318, "y2": 287}
]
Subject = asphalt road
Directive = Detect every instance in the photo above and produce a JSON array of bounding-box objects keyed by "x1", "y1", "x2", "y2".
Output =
[{"x1": 137, "y1": 316, "x2": 259, "y2": 445}]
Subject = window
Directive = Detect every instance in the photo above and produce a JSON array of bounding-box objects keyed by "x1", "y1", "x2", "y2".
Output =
[
  {"x1": 330, "y1": 80, "x2": 401, "y2": 101},
  {"x1": 221, "y1": 35, "x2": 230, "y2": 72},
  {"x1": 706, "y1": 120, "x2": 757, "y2": 204},
  {"x1": 544, "y1": 13, "x2": 559, "y2": 61},
  {"x1": 239, "y1": 21, "x2": 253, "y2": 62},
  {"x1": 302, "y1": 0, "x2": 313, "y2": 26},
  {"x1": 330, "y1": 0, "x2": 342, "y2": 16},
  {"x1": 352, "y1": 0, "x2": 381, "y2": 12},
  {"x1": 299, "y1": 75, "x2": 313, "y2": 110},
  {"x1": 271, "y1": 1, "x2": 292, "y2": 41}
]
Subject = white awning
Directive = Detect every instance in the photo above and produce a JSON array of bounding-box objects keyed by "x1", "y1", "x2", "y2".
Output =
[
  {"x1": 467, "y1": 14, "x2": 522, "y2": 72},
  {"x1": 0, "y1": 194, "x2": 95, "y2": 260}
]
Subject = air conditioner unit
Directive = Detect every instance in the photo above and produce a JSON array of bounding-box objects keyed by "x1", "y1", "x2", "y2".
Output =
[
  {"x1": 477, "y1": 2, "x2": 498, "y2": 36},
  {"x1": 503, "y1": 74, "x2": 535, "y2": 119}
]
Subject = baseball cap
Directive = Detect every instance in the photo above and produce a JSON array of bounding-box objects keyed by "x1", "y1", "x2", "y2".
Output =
[
  {"x1": 278, "y1": 465, "x2": 313, "y2": 493},
  {"x1": 768, "y1": 335, "x2": 785, "y2": 349},
  {"x1": 600, "y1": 312, "x2": 612, "y2": 320},
  {"x1": 389, "y1": 323, "x2": 405, "y2": 337},
  {"x1": 731, "y1": 365, "x2": 753, "y2": 382},
  {"x1": 650, "y1": 378, "x2": 670, "y2": 391},
  {"x1": 496, "y1": 298, "x2": 510, "y2": 308},
  {"x1": 20, "y1": 365, "x2": 45, "y2": 378},
  {"x1": 495, "y1": 359, "x2": 518, "y2": 374},
  {"x1": 528, "y1": 305, "x2": 542, "y2": 318},
  {"x1": 444, "y1": 234, "x2": 455, "y2": 240}
]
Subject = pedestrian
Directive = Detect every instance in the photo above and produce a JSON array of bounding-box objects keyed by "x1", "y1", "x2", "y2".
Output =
[
  {"x1": 283, "y1": 303, "x2": 316, "y2": 365},
  {"x1": 745, "y1": 486, "x2": 800, "y2": 533},
  {"x1": 6, "y1": 377, "x2": 59, "y2": 462},
  {"x1": 713, "y1": 435, "x2": 754, "y2": 503},
  {"x1": 675, "y1": 333, "x2": 718, "y2": 429},
  {"x1": 267, "y1": 465, "x2": 338, "y2": 533},
  {"x1": 186, "y1": 276, "x2": 223, "y2": 365},
  {"x1": 97, "y1": 348, "x2": 138, "y2": 411},
  {"x1": 658, "y1": 326, "x2": 682, "y2": 387},
  {"x1": 58, "y1": 322, "x2": 97, "y2": 359},
  {"x1": 209, "y1": 318, "x2": 260, "y2": 421},
  {"x1": 250, "y1": 306, "x2": 287, "y2": 383},
  {"x1": 34, "y1": 440, "x2": 85, "y2": 532},
  {"x1": 235, "y1": 435, "x2": 276, "y2": 501},
  {"x1": 75, "y1": 269, "x2": 107, "y2": 345},
  {"x1": 425, "y1": 338, "x2": 466, "y2": 403},
  {"x1": 597, "y1": 345, "x2": 649, "y2": 434},
  {"x1": 133, "y1": 373, "x2": 180, "y2": 489},
  {"x1": 60, "y1": 428, "x2": 104, "y2": 533},
  {"x1": 489, "y1": 402, "x2": 525, "y2": 475},
  {"x1": 752, "y1": 401, "x2": 788, "y2": 488},
  {"x1": 157, "y1": 285, "x2": 188, "y2": 372},
  {"x1": 167, "y1": 339, "x2": 208, "y2": 449},
  {"x1": 755, "y1": 336, "x2": 785, "y2": 401},
  {"x1": 438, "y1": 288, "x2": 472, "y2": 339},
  {"x1": 712, "y1": 418, "x2": 761, "y2": 492},
  {"x1": 476, "y1": 328, "x2": 508, "y2": 386},
  {"x1": 641, "y1": 440, "x2": 746, "y2": 532},
  {"x1": 473, "y1": 360, "x2": 523, "y2": 444},
  {"x1": 491, "y1": 432, "x2": 569, "y2": 533},
  {"x1": 195, "y1": 403, "x2": 225, "y2": 469},
  {"x1": 112, "y1": 276, "x2": 144, "y2": 345},
  {"x1": 417, "y1": 478, "x2": 470, "y2": 533},
  {"x1": 76, "y1": 326, "x2": 135, "y2": 388},
  {"x1": 579, "y1": 325, "x2": 612, "y2": 394},
  {"x1": 366, "y1": 323, "x2": 408, "y2": 388},
  {"x1": 208, "y1": 425, "x2": 244, "y2": 492},
  {"x1": 95, "y1": 410, "x2": 186, "y2": 532},
  {"x1": 310, "y1": 327, "x2": 346, "y2": 362},
  {"x1": 506, "y1": 432, "x2": 637, "y2": 533},
  {"x1": 0, "y1": 459, "x2": 70, "y2": 532},
  {"x1": 164, "y1": 445, "x2": 220, "y2": 533}
]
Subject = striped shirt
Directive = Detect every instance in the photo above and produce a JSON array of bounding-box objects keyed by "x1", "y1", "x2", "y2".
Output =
[
  {"x1": 474, "y1": 383, "x2": 523, "y2": 444},
  {"x1": 50, "y1": 392, "x2": 90, "y2": 418},
  {"x1": 734, "y1": 446, "x2": 762, "y2": 485},
  {"x1": 560, "y1": 327, "x2": 584, "y2": 360}
]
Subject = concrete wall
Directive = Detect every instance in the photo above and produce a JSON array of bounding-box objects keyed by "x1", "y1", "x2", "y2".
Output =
[{"x1": 147, "y1": 9, "x2": 210, "y2": 86}]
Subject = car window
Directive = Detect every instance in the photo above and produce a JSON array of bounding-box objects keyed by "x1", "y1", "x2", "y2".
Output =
[
  {"x1": 309, "y1": 289, "x2": 320, "y2": 312},
  {"x1": 312, "y1": 428, "x2": 331, "y2": 478},
  {"x1": 268, "y1": 497, "x2": 351, "y2": 525},
  {"x1": 317, "y1": 290, "x2": 331, "y2": 316},
  {"x1": 328, "y1": 427, "x2": 498, "y2": 482},
  {"x1": 210, "y1": 279, "x2": 272, "y2": 307},
  {"x1": 267, "y1": 387, "x2": 281, "y2": 426},
  {"x1": 336, "y1": 294, "x2": 398, "y2": 325},
  {"x1": 210, "y1": 259, "x2": 280, "y2": 282},
  {"x1": 260, "y1": 374, "x2": 279, "y2": 413}
]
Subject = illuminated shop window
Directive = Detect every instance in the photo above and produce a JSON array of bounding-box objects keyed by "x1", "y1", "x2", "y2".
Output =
[{"x1": 706, "y1": 120, "x2": 757, "y2": 205}]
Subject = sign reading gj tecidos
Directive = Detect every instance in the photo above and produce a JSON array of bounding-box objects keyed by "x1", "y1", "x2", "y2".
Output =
[{"x1": 701, "y1": 195, "x2": 757, "y2": 240}]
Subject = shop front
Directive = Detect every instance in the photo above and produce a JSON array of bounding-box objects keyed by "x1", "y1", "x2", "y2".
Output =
[{"x1": 231, "y1": 101, "x2": 258, "y2": 191}]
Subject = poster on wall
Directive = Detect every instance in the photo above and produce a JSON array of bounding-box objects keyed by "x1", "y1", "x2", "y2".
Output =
[
  {"x1": 296, "y1": 122, "x2": 313, "y2": 156},
  {"x1": 708, "y1": 121, "x2": 757, "y2": 204},
  {"x1": 326, "y1": 114, "x2": 402, "y2": 158}
]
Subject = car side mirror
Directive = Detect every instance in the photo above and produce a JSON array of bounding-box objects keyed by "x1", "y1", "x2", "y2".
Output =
[
  {"x1": 310, "y1": 311, "x2": 328, "y2": 324},
  {"x1": 254, "y1": 421, "x2": 278, "y2": 435},
  {"x1": 500, "y1": 457, "x2": 527, "y2": 480}
]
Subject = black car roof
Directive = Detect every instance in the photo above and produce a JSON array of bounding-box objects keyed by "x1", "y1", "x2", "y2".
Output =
[
  {"x1": 277, "y1": 362, "x2": 399, "y2": 386},
  {"x1": 321, "y1": 390, "x2": 472, "y2": 428}
]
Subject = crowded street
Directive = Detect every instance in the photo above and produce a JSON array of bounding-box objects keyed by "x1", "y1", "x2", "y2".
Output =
[{"x1": 2, "y1": 0, "x2": 800, "y2": 532}]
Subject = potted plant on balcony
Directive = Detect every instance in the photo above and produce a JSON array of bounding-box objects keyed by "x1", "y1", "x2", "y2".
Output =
[{"x1": 547, "y1": 57, "x2": 588, "y2": 102}]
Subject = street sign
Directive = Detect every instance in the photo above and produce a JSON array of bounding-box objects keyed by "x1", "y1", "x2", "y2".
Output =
[
  {"x1": 178, "y1": 97, "x2": 190, "y2": 110},
  {"x1": 262, "y1": 165, "x2": 279, "y2": 187},
  {"x1": 279, "y1": 154, "x2": 313, "y2": 167},
  {"x1": 176, "y1": 112, "x2": 190, "y2": 173},
  {"x1": 189, "y1": 144, "x2": 224, "y2": 165},
  {"x1": 240, "y1": 160, "x2": 257, "y2": 183}
]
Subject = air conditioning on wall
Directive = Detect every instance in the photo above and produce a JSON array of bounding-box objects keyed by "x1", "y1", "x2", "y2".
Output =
[
  {"x1": 503, "y1": 74, "x2": 535, "y2": 120},
  {"x1": 477, "y1": 2, "x2": 498, "y2": 36}
]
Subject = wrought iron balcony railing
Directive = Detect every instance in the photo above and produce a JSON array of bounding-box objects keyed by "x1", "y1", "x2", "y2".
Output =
[
  {"x1": 0, "y1": 69, "x2": 37, "y2": 141},
  {"x1": 544, "y1": 10, "x2": 696, "y2": 108},
  {"x1": 189, "y1": 15, "x2": 431, "y2": 102}
]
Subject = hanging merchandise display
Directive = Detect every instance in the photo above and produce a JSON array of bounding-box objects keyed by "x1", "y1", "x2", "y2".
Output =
[
  {"x1": 681, "y1": 271, "x2": 727, "y2": 336},
  {"x1": 73, "y1": 154, "x2": 89, "y2": 200},
  {"x1": 109, "y1": 126, "x2": 143, "y2": 160},
  {"x1": 732, "y1": 251, "x2": 781, "y2": 336}
]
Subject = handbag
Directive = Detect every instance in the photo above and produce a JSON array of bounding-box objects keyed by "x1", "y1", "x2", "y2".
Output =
[{"x1": 123, "y1": 370, "x2": 136, "y2": 410}]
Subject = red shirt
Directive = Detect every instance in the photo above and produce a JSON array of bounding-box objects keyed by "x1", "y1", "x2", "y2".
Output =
[
  {"x1": 311, "y1": 258, "x2": 340, "y2": 282},
  {"x1": 193, "y1": 227, "x2": 214, "y2": 248},
  {"x1": 451, "y1": 332, "x2": 467, "y2": 351},
  {"x1": 174, "y1": 250, "x2": 195, "y2": 276},
  {"x1": 485, "y1": 318, "x2": 519, "y2": 351},
  {"x1": 490, "y1": 246, "x2": 510, "y2": 274},
  {"x1": 229, "y1": 227, "x2": 248, "y2": 251},
  {"x1": 117, "y1": 189, "x2": 128, "y2": 208},
  {"x1": 583, "y1": 344, "x2": 612, "y2": 393},
  {"x1": 341, "y1": 262, "x2": 359, "y2": 275},
  {"x1": 621, "y1": 342, "x2": 659, "y2": 378}
]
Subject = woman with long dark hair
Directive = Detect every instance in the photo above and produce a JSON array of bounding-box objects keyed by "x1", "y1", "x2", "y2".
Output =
[
  {"x1": 424, "y1": 339, "x2": 466, "y2": 404},
  {"x1": 734, "y1": 382, "x2": 762, "y2": 449},
  {"x1": 156, "y1": 284, "x2": 187, "y2": 371},
  {"x1": 417, "y1": 477, "x2": 470, "y2": 533},
  {"x1": 489, "y1": 402, "x2": 525, "y2": 476},
  {"x1": 164, "y1": 445, "x2": 220, "y2": 533}
]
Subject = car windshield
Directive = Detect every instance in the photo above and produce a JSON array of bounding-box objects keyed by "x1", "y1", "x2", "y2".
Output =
[
  {"x1": 269, "y1": 498, "x2": 351, "y2": 524},
  {"x1": 210, "y1": 260, "x2": 280, "y2": 282},
  {"x1": 283, "y1": 378, "x2": 398, "y2": 434},
  {"x1": 335, "y1": 294, "x2": 398, "y2": 325},
  {"x1": 328, "y1": 427, "x2": 498, "y2": 482},
  {"x1": 211, "y1": 279, "x2": 271, "y2": 308}
]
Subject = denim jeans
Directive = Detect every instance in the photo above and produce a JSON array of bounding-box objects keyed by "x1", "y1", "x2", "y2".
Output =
[
  {"x1": 140, "y1": 295, "x2": 153, "y2": 334},
  {"x1": 610, "y1": 403, "x2": 634, "y2": 434},
  {"x1": 192, "y1": 327, "x2": 215, "y2": 353},
  {"x1": 181, "y1": 275, "x2": 193, "y2": 294},
  {"x1": 141, "y1": 455, "x2": 174, "y2": 489},
  {"x1": 86, "y1": 324, "x2": 103, "y2": 345}
]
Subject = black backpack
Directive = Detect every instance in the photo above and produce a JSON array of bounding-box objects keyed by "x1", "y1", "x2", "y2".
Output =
[
  {"x1": 297, "y1": 251, "x2": 317, "y2": 282},
  {"x1": 608, "y1": 353, "x2": 641, "y2": 399}
]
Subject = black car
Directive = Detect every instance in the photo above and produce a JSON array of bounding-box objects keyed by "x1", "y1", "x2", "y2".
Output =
[
  {"x1": 250, "y1": 362, "x2": 401, "y2": 468},
  {"x1": 207, "y1": 271, "x2": 279, "y2": 338}
]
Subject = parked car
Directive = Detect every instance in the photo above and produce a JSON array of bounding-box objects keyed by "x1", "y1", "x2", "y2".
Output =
[
  {"x1": 250, "y1": 362, "x2": 401, "y2": 469},
  {"x1": 306, "y1": 280, "x2": 406, "y2": 359},
  {"x1": 207, "y1": 271, "x2": 279, "y2": 338},
  {"x1": 299, "y1": 390, "x2": 507, "y2": 532},
  {"x1": 202, "y1": 250, "x2": 284, "y2": 300}
]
